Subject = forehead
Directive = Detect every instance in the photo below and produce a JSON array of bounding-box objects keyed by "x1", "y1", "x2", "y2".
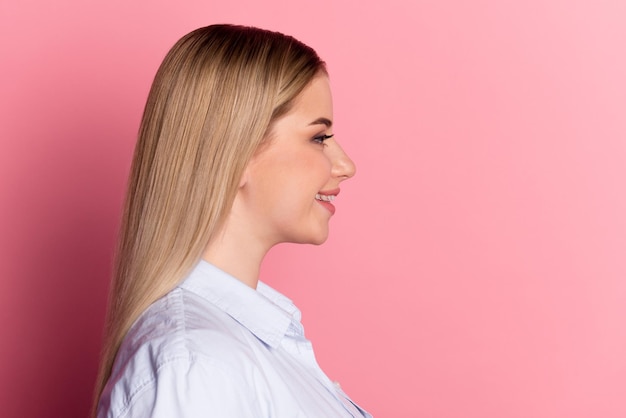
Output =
[
  {"x1": 287, "y1": 75, "x2": 333, "y2": 123},
  {"x1": 261, "y1": 75, "x2": 334, "y2": 147}
]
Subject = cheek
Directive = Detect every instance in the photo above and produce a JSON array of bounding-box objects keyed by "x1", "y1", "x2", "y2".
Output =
[
  {"x1": 275, "y1": 152, "x2": 331, "y2": 186},
  {"x1": 297, "y1": 151, "x2": 333, "y2": 181},
  {"x1": 249, "y1": 149, "x2": 331, "y2": 204}
]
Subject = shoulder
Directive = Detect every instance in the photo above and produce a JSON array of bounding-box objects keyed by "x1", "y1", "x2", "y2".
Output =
[
  {"x1": 98, "y1": 287, "x2": 267, "y2": 418},
  {"x1": 116, "y1": 286, "x2": 262, "y2": 371},
  {"x1": 100, "y1": 354, "x2": 263, "y2": 418}
]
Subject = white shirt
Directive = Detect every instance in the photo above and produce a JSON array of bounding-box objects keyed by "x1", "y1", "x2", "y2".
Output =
[{"x1": 98, "y1": 260, "x2": 372, "y2": 417}]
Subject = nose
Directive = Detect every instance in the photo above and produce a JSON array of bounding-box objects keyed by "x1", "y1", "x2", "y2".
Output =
[{"x1": 329, "y1": 139, "x2": 356, "y2": 180}]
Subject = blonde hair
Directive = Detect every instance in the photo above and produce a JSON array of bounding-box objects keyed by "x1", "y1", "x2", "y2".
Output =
[{"x1": 92, "y1": 24, "x2": 325, "y2": 415}]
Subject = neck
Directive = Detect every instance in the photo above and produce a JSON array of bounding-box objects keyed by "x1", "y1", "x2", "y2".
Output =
[{"x1": 202, "y1": 219, "x2": 271, "y2": 290}]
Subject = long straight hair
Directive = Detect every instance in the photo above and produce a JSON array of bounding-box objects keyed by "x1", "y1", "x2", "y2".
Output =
[{"x1": 92, "y1": 24, "x2": 325, "y2": 415}]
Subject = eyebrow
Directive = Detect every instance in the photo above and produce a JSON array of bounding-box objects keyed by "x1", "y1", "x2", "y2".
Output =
[{"x1": 308, "y1": 117, "x2": 333, "y2": 128}]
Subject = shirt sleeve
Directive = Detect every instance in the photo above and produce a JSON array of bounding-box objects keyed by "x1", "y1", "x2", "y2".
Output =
[{"x1": 116, "y1": 356, "x2": 263, "y2": 418}]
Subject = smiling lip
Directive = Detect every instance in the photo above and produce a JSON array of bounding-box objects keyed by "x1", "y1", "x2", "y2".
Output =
[{"x1": 315, "y1": 189, "x2": 340, "y2": 215}]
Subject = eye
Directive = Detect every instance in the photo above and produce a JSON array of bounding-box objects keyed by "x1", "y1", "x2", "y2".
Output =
[{"x1": 312, "y1": 133, "x2": 334, "y2": 145}]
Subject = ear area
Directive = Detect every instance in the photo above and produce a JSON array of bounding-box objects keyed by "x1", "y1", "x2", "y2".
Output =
[
  {"x1": 238, "y1": 137, "x2": 269, "y2": 189},
  {"x1": 238, "y1": 164, "x2": 250, "y2": 188},
  {"x1": 239, "y1": 146, "x2": 264, "y2": 189}
]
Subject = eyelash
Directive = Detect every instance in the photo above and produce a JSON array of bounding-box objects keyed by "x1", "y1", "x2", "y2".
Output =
[{"x1": 312, "y1": 133, "x2": 334, "y2": 145}]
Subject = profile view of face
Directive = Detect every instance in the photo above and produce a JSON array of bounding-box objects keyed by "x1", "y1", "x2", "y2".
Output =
[{"x1": 238, "y1": 74, "x2": 356, "y2": 247}]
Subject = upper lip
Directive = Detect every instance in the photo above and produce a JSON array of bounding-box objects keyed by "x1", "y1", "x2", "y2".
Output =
[{"x1": 317, "y1": 188, "x2": 340, "y2": 196}]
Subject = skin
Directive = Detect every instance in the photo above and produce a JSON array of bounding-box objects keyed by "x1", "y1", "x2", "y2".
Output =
[{"x1": 203, "y1": 74, "x2": 356, "y2": 288}]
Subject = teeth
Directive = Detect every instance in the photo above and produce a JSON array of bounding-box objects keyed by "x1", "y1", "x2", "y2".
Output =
[{"x1": 315, "y1": 194, "x2": 336, "y2": 202}]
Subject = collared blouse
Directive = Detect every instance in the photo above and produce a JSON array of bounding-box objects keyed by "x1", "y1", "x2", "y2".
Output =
[{"x1": 98, "y1": 260, "x2": 372, "y2": 417}]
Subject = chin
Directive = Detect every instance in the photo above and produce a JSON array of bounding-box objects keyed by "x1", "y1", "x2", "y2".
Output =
[
  {"x1": 308, "y1": 235, "x2": 329, "y2": 245},
  {"x1": 289, "y1": 229, "x2": 329, "y2": 246},
  {"x1": 307, "y1": 223, "x2": 330, "y2": 245}
]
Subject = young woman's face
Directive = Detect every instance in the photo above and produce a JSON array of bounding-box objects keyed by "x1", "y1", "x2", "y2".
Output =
[{"x1": 239, "y1": 74, "x2": 356, "y2": 246}]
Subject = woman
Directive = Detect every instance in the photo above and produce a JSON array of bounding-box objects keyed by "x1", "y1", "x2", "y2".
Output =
[{"x1": 93, "y1": 24, "x2": 370, "y2": 417}]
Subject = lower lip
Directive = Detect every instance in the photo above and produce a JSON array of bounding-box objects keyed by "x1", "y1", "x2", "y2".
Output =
[{"x1": 316, "y1": 199, "x2": 336, "y2": 215}]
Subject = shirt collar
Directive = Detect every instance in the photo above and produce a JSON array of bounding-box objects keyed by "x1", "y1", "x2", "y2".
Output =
[{"x1": 178, "y1": 260, "x2": 299, "y2": 348}]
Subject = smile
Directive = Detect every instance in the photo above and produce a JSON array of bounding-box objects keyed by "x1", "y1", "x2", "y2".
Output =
[{"x1": 315, "y1": 194, "x2": 336, "y2": 202}]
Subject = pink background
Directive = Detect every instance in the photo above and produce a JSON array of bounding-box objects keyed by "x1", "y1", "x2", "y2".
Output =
[{"x1": 2, "y1": 1, "x2": 625, "y2": 417}]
